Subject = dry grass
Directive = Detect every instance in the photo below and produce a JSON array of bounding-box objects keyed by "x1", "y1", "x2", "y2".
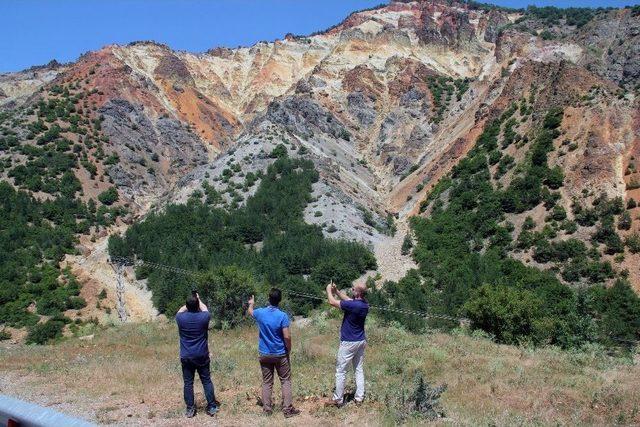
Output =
[{"x1": 1, "y1": 314, "x2": 639, "y2": 426}]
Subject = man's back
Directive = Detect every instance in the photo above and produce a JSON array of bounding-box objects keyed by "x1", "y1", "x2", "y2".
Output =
[
  {"x1": 176, "y1": 311, "x2": 210, "y2": 359},
  {"x1": 253, "y1": 306, "x2": 289, "y2": 356},
  {"x1": 340, "y1": 299, "x2": 369, "y2": 342}
]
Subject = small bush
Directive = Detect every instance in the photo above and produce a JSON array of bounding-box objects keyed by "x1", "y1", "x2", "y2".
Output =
[
  {"x1": 98, "y1": 187, "x2": 119, "y2": 206},
  {"x1": 197, "y1": 266, "x2": 257, "y2": 329},
  {"x1": 401, "y1": 234, "x2": 413, "y2": 256},
  {"x1": 618, "y1": 212, "x2": 632, "y2": 230},
  {"x1": 626, "y1": 179, "x2": 640, "y2": 190},
  {"x1": 402, "y1": 373, "x2": 447, "y2": 420},
  {"x1": 269, "y1": 144, "x2": 287, "y2": 159},
  {"x1": 626, "y1": 233, "x2": 640, "y2": 253},
  {"x1": 26, "y1": 320, "x2": 65, "y2": 345},
  {"x1": 627, "y1": 198, "x2": 637, "y2": 209}
]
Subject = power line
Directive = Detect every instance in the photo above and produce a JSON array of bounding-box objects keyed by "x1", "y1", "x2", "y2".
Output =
[
  {"x1": 109, "y1": 256, "x2": 467, "y2": 324},
  {"x1": 108, "y1": 256, "x2": 639, "y2": 346}
]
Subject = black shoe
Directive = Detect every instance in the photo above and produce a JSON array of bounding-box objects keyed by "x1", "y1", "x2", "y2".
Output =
[
  {"x1": 284, "y1": 408, "x2": 301, "y2": 418},
  {"x1": 324, "y1": 399, "x2": 343, "y2": 408},
  {"x1": 206, "y1": 405, "x2": 218, "y2": 416},
  {"x1": 185, "y1": 406, "x2": 196, "y2": 418},
  {"x1": 263, "y1": 409, "x2": 273, "y2": 416}
]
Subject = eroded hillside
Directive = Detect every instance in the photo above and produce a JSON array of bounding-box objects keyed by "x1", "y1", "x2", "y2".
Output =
[{"x1": 1, "y1": 1, "x2": 640, "y2": 334}]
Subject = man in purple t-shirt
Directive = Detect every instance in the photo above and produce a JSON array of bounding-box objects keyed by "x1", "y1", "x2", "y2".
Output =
[
  {"x1": 176, "y1": 293, "x2": 218, "y2": 418},
  {"x1": 325, "y1": 280, "x2": 369, "y2": 407}
]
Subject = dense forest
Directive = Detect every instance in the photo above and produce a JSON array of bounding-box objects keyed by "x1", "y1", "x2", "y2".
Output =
[
  {"x1": 370, "y1": 106, "x2": 640, "y2": 350},
  {"x1": 0, "y1": 83, "x2": 125, "y2": 344},
  {"x1": 108, "y1": 155, "x2": 376, "y2": 326},
  {"x1": 0, "y1": 182, "x2": 120, "y2": 343}
]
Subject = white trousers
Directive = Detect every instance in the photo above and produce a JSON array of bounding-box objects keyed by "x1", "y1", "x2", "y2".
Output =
[{"x1": 333, "y1": 340, "x2": 366, "y2": 403}]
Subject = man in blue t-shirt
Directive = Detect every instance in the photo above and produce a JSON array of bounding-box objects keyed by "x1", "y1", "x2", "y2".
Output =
[
  {"x1": 248, "y1": 288, "x2": 300, "y2": 418},
  {"x1": 176, "y1": 293, "x2": 218, "y2": 418},
  {"x1": 325, "y1": 280, "x2": 369, "y2": 407}
]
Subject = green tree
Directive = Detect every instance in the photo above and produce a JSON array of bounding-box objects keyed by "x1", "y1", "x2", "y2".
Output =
[
  {"x1": 98, "y1": 187, "x2": 119, "y2": 205},
  {"x1": 197, "y1": 266, "x2": 258, "y2": 329},
  {"x1": 401, "y1": 234, "x2": 413, "y2": 256},
  {"x1": 26, "y1": 320, "x2": 65, "y2": 344},
  {"x1": 464, "y1": 284, "x2": 542, "y2": 345},
  {"x1": 618, "y1": 211, "x2": 632, "y2": 230}
]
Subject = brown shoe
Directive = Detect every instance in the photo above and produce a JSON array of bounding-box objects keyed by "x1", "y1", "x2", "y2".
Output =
[
  {"x1": 324, "y1": 399, "x2": 343, "y2": 408},
  {"x1": 283, "y1": 408, "x2": 301, "y2": 418}
]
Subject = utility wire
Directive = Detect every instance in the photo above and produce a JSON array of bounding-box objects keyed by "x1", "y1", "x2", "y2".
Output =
[
  {"x1": 108, "y1": 256, "x2": 639, "y2": 346},
  {"x1": 109, "y1": 256, "x2": 466, "y2": 324}
]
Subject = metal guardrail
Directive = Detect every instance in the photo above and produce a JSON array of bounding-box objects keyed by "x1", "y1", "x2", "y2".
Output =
[{"x1": 0, "y1": 395, "x2": 95, "y2": 427}]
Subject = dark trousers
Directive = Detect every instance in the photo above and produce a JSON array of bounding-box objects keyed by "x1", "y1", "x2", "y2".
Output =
[
  {"x1": 259, "y1": 354, "x2": 293, "y2": 412},
  {"x1": 181, "y1": 356, "x2": 216, "y2": 409}
]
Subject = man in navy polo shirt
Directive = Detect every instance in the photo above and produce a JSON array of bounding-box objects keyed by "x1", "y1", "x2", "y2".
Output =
[
  {"x1": 176, "y1": 293, "x2": 218, "y2": 418},
  {"x1": 248, "y1": 288, "x2": 300, "y2": 418},
  {"x1": 325, "y1": 280, "x2": 369, "y2": 407}
]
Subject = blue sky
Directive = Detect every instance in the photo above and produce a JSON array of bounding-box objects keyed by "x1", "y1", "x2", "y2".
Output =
[{"x1": 2, "y1": 0, "x2": 639, "y2": 73}]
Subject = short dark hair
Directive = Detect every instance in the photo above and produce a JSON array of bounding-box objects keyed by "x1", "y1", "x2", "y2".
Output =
[
  {"x1": 186, "y1": 295, "x2": 199, "y2": 312},
  {"x1": 268, "y1": 288, "x2": 282, "y2": 306}
]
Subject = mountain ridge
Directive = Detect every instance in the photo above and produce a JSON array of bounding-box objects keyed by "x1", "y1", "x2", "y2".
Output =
[{"x1": 1, "y1": 0, "x2": 639, "y2": 336}]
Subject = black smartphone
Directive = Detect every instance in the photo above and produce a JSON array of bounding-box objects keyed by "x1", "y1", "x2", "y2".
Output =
[{"x1": 191, "y1": 289, "x2": 198, "y2": 297}]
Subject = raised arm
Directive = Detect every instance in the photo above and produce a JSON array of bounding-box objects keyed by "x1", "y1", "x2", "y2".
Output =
[
  {"x1": 326, "y1": 283, "x2": 341, "y2": 308},
  {"x1": 177, "y1": 305, "x2": 187, "y2": 314},
  {"x1": 333, "y1": 282, "x2": 352, "y2": 301},
  {"x1": 282, "y1": 327, "x2": 292, "y2": 354},
  {"x1": 196, "y1": 293, "x2": 208, "y2": 312},
  {"x1": 247, "y1": 295, "x2": 255, "y2": 317}
]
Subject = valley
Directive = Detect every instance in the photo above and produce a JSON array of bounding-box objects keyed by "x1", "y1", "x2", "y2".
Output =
[{"x1": 0, "y1": 2, "x2": 639, "y2": 422}]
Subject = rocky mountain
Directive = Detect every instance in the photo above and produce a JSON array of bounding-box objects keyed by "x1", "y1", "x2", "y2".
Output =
[{"x1": 1, "y1": 1, "x2": 640, "y2": 327}]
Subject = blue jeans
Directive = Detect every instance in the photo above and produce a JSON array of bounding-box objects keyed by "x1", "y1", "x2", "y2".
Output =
[{"x1": 181, "y1": 356, "x2": 216, "y2": 409}]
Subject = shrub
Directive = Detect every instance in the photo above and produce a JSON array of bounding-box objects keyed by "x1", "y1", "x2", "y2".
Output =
[
  {"x1": 464, "y1": 284, "x2": 542, "y2": 345},
  {"x1": 625, "y1": 233, "x2": 640, "y2": 253},
  {"x1": 562, "y1": 220, "x2": 578, "y2": 234},
  {"x1": 398, "y1": 373, "x2": 447, "y2": 421},
  {"x1": 98, "y1": 187, "x2": 119, "y2": 205},
  {"x1": 626, "y1": 179, "x2": 640, "y2": 190},
  {"x1": 544, "y1": 166, "x2": 564, "y2": 189},
  {"x1": 618, "y1": 211, "x2": 632, "y2": 230},
  {"x1": 197, "y1": 266, "x2": 257, "y2": 329},
  {"x1": 26, "y1": 320, "x2": 65, "y2": 345},
  {"x1": 269, "y1": 144, "x2": 288, "y2": 159},
  {"x1": 627, "y1": 198, "x2": 637, "y2": 209},
  {"x1": 401, "y1": 234, "x2": 413, "y2": 256},
  {"x1": 0, "y1": 330, "x2": 10, "y2": 341},
  {"x1": 540, "y1": 30, "x2": 555, "y2": 40},
  {"x1": 67, "y1": 296, "x2": 87, "y2": 310},
  {"x1": 543, "y1": 107, "x2": 563, "y2": 130},
  {"x1": 547, "y1": 205, "x2": 567, "y2": 221},
  {"x1": 587, "y1": 280, "x2": 640, "y2": 346},
  {"x1": 533, "y1": 239, "x2": 582, "y2": 263},
  {"x1": 522, "y1": 216, "x2": 536, "y2": 230}
]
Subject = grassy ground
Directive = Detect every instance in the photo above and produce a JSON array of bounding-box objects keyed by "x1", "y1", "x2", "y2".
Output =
[{"x1": 1, "y1": 313, "x2": 639, "y2": 426}]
